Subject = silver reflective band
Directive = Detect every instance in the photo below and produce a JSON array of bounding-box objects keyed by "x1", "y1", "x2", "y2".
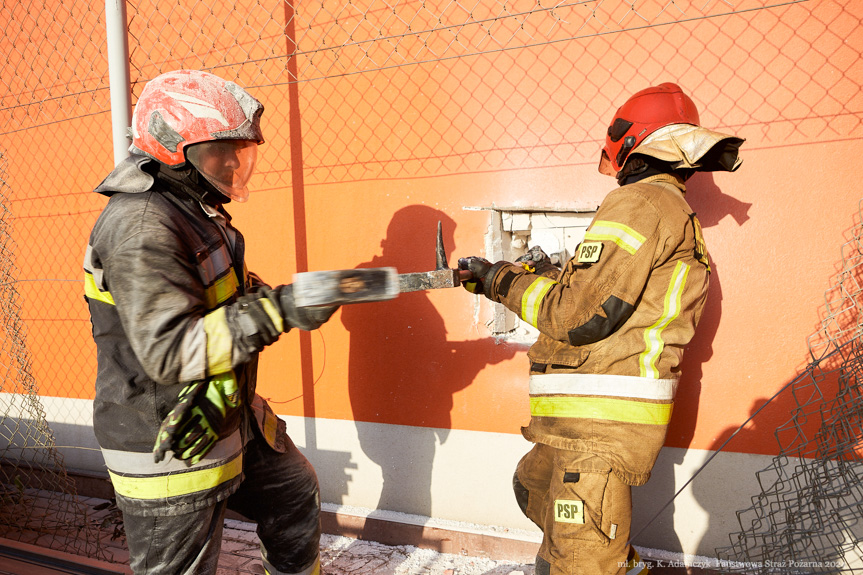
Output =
[
  {"x1": 529, "y1": 373, "x2": 678, "y2": 401},
  {"x1": 101, "y1": 429, "x2": 243, "y2": 475}
]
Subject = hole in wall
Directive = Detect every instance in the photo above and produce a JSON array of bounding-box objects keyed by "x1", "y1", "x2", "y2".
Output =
[{"x1": 481, "y1": 206, "x2": 598, "y2": 344}]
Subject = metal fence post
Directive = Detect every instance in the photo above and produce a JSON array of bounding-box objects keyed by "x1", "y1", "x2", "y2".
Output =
[{"x1": 105, "y1": 0, "x2": 132, "y2": 166}]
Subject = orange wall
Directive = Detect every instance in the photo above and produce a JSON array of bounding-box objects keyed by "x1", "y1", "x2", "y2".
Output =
[{"x1": 5, "y1": 0, "x2": 862, "y2": 459}]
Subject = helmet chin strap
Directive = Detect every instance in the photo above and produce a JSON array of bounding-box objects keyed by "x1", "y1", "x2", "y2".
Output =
[{"x1": 156, "y1": 162, "x2": 231, "y2": 206}]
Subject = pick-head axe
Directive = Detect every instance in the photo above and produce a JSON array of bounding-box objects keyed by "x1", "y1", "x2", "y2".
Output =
[{"x1": 292, "y1": 221, "x2": 474, "y2": 307}]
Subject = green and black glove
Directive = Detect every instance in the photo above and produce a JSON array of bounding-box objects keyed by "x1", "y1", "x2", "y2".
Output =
[{"x1": 153, "y1": 372, "x2": 241, "y2": 465}]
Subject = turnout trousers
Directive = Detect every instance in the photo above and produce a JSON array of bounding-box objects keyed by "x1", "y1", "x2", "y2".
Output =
[
  {"x1": 121, "y1": 425, "x2": 321, "y2": 575},
  {"x1": 514, "y1": 443, "x2": 649, "y2": 575}
]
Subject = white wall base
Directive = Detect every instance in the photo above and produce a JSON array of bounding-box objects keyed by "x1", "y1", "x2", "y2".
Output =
[{"x1": 17, "y1": 395, "x2": 787, "y2": 558}]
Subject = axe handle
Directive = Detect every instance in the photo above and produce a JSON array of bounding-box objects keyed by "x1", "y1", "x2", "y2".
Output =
[{"x1": 458, "y1": 269, "x2": 474, "y2": 282}]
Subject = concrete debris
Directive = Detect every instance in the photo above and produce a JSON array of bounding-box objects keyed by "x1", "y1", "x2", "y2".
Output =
[
  {"x1": 218, "y1": 520, "x2": 534, "y2": 575},
  {"x1": 320, "y1": 534, "x2": 535, "y2": 575}
]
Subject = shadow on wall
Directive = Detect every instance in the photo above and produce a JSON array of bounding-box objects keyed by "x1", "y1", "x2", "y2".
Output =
[
  {"x1": 340, "y1": 205, "x2": 517, "y2": 517},
  {"x1": 632, "y1": 172, "x2": 752, "y2": 553}
]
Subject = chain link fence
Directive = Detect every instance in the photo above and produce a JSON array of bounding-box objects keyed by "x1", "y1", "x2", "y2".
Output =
[
  {"x1": 0, "y1": 150, "x2": 105, "y2": 558},
  {"x1": 716, "y1": 200, "x2": 863, "y2": 573},
  {"x1": 3, "y1": 0, "x2": 863, "y2": 565}
]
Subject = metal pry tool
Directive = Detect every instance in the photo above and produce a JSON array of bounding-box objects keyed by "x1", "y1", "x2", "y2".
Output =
[{"x1": 292, "y1": 221, "x2": 472, "y2": 307}]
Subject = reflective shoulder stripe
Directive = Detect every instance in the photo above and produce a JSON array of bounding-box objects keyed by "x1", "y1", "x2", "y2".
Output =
[
  {"x1": 109, "y1": 453, "x2": 243, "y2": 500},
  {"x1": 204, "y1": 271, "x2": 240, "y2": 310},
  {"x1": 529, "y1": 373, "x2": 678, "y2": 401},
  {"x1": 530, "y1": 396, "x2": 672, "y2": 425},
  {"x1": 101, "y1": 429, "x2": 243, "y2": 475},
  {"x1": 584, "y1": 220, "x2": 646, "y2": 255},
  {"x1": 640, "y1": 261, "x2": 690, "y2": 378},
  {"x1": 521, "y1": 277, "x2": 557, "y2": 328},
  {"x1": 84, "y1": 271, "x2": 115, "y2": 305},
  {"x1": 204, "y1": 307, "x2": 234, "y2": 375}
]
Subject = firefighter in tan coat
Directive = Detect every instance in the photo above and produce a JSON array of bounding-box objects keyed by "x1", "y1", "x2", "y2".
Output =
[{"x1": 458, "y1": 83, "x2": 743, "y2": 575}]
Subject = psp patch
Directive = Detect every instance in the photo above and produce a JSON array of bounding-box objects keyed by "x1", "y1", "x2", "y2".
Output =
[
  {"x1": 554, "y1": 499, "x2": 584, "y2": 524},
  {"x1": 576, "y1": 242, "x2": 603, "y2": 264}
]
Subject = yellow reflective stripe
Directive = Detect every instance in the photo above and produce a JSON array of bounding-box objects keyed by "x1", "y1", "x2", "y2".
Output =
[
  {"x1": 530, "y1": 396, "x2": 672, "y2": 425},
  {"x1": 83, "y1": 272, "x2": 115, "y2": 305},
  {"x1": 521, "y1": 277, "x2": 557, "y2": 327},
  {"x1": 204, "y1": 307, "x2": 233, "y2": 375},
  {"x1": 108, "y1": 454, "x2": 242, "y2": 500},
  {"x1": 204, "y1": 272, "x2": 239, "y2": 310},
  {"x1": 640, "y1": 261, "x2": 689, "y2": 378},
  {"x1": 260, "y1": 297, "x2": 284, "y2": 332},
  {"x1": 584, "y1": 220, "x2": 646, "y2": 255}
]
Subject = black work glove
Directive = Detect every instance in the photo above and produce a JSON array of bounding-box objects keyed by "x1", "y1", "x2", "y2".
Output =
[
  {"x1": 153, "y1": 373, "x2": 240, "y2": 465},
  {"x1": 458, "y1": 256, "x2": 494, "y2": 295},
  {"x1": 514, "y1": 245, "x2": 559, "y2": 276},
  {"x1": 278, "y1": 284, "x2": 339, "y2": 331}
]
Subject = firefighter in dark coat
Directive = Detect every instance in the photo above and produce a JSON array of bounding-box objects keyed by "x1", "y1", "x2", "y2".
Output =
[{"x1": 84, "y1": 69, "x2": 334, "y2": 575}]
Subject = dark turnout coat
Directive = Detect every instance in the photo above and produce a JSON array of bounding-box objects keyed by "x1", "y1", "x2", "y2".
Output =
[{"x1": 84, "y1": 155, "x2": 288, "y2": 514}]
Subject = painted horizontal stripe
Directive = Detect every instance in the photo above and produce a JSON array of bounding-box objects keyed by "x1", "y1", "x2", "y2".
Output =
[
  {"x1": 83, "y1": 272, "x2": 115, "y2": 305},
  {"x1": 108, "y1": 452, "x2": 243, "y2": 500},
  {"x1": 530, "y1": 396, "x2": 672, "y2": 425},
  {"x1": 529, "y1": 373, "x2": 678, "y2": 400},
  {"x1": 584, "y1": 220, "x2": 645, "y2": 255}
]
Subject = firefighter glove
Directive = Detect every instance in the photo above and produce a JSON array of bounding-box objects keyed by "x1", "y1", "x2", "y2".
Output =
[
  {"x1": 514, "y1": 245, "x2": 559, "y2": 276},
  {"x1": 278, "y1": 284, "x2": 339, "y2": 331},
  {"x1": 458, "y1": 256, "x2": 493, "y2": 295},
  {"x1": 153, "y1": 373, "x2": 241, "y2": 465}
]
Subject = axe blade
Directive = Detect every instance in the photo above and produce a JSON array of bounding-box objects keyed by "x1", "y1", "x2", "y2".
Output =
[
  {"x1": 435, "y1": 220, "x2": 446, "y2": 271},
  {"x1": 292, "y1": 220, "x2": 464, "y2": 307}
]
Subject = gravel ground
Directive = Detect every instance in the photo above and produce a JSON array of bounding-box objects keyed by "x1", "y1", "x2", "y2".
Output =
[
  {"x1": 319, "y1": 534, "x2": 534, "y2": 575},
  {"x1": 218, "y1": 519, "x2": 534, "y2": 575}
]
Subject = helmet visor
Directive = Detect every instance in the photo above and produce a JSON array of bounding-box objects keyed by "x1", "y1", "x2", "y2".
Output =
[{"x1": 186, "y1": 139, "x2": 258, "y2": 202}]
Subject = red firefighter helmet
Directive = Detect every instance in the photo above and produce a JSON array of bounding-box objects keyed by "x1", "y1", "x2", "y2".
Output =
[
  {"x1": 600, "y1": 83, "x2": 700, "y2": 174},
  {"x1": 129, "y1": 70, "x2": 264, "y2": 201}
]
